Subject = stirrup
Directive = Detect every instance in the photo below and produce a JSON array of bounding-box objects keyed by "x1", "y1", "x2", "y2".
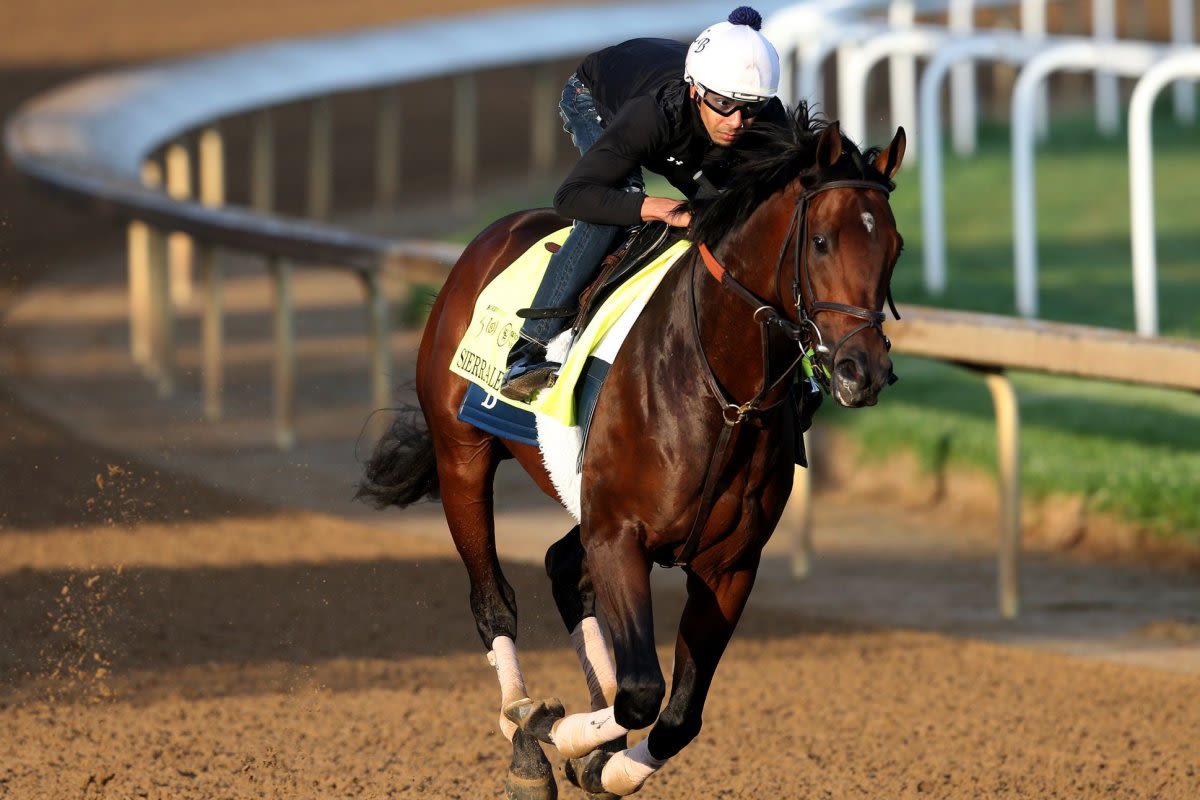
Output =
[{"x1": 500, "y1": 362, "x2": 560, "y2": 402}]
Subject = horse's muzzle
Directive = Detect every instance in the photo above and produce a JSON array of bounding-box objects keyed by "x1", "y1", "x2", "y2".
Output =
[{"x1": 832, "y1": 351, "x2": 893, "y2": 407}]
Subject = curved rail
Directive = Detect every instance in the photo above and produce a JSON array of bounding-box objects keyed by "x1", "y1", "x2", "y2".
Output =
[{"x1": 3, "y1": 1, "x2": 796, "y2": 447}]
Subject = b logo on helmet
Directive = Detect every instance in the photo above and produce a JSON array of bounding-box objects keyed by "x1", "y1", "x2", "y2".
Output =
[{"x1": 693, "y1": 37, "x2": 709, "y2": 52}]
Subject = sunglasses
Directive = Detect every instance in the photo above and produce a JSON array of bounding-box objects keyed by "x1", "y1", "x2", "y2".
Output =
[{"x1": 696, "y1": 85, "x2": 770, "y2": 118}]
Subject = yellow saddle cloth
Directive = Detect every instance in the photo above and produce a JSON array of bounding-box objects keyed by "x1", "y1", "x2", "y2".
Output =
[{"x1": 449, "y1": 227, "x2": 691, "y2": 426}]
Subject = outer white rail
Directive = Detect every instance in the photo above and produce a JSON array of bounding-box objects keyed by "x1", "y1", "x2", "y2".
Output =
[
  {"x1": 918, "y1": 31, "x2": 1048, "y2": 294},
  {"x1": 1128, "y1": 51, "x2": 1200, "y2": 338},
  {"x1": 1093, "y1": 0, "x2": 1195, "y2": 132},
  {"x1": 797, "y1": 21, "x2": 887, "y2": 110},
  {"x1": 768, "y1": 0, "x2": 1018, "y2": 115},
  {"x1": 838, "y1": 25, "x2": 948, "y2": 156},
  {"x1": 1011, "y1": 39, "x2": 1167, "y2": 322},
  {"x1": 1168, "y1": 0, "x2": 1197, "y2": 121},
  {"x1": 947, "y1": 0, "x2": 978, "y2": 154}
]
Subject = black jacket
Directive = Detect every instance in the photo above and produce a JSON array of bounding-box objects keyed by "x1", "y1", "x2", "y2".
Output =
[{"x1": 556, "y1": 37, "x2": 788, "y2": 227}]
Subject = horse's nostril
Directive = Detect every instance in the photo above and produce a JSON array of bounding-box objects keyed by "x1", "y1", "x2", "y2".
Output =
[{"x1": 836, "y1": 358, "x2": 862, "y2": 384}]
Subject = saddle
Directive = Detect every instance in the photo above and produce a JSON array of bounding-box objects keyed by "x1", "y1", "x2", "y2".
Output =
[{"x1": 516, "y1": 221, "x2": 684, "y2": 336}]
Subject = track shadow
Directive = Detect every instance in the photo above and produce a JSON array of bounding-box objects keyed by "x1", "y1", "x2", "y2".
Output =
[{"x1": 0, "y1": 552, "x2": 869, "y2": 702}]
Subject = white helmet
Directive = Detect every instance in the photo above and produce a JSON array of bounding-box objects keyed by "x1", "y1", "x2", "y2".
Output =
[{"x1": 684, "y1": 6, "x2": 781, "y2": 101}]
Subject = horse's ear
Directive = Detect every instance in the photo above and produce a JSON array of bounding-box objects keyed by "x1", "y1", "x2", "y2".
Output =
[
  {"x1": 816, "y1": 121, "x2": 843, "y2": 169},
  {"x1": 873, "y1": 126, "x2": 906, "y2": 180}
]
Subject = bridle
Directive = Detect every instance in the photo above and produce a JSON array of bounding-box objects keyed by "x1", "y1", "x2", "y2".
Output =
[
  {"x1": 669, "y1": 177, "x2": 897, "y2": 568},
  {"x1": 697, "y1": 178, "x2": 899, "y2": 396},
  {"x1": 785, "y1": 178, "x2": 901, "y2": 366}
]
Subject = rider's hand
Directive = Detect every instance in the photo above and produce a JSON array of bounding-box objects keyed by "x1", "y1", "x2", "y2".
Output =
[{"x1": 640, "y1": 196, "x2": 692, "y2": 229}]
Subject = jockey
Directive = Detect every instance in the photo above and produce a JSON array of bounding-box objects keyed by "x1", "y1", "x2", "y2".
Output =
[{"x1": 500, "y1": 5, "x2": 788, "y2": 402}]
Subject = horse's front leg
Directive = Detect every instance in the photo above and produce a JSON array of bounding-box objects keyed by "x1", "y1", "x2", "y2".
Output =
[
  {"x1": 519, "y1": 526, "x2": 629, "y2": 768},
  {"x1": 507, "y1": 528, "x2": 653, "y2": 759},
  {"x1": 575, "y1": 563, "x2": 759, "y2": 796},
  {"x1": 545, "y1": 526, "x2": 619, "y2": 713}
]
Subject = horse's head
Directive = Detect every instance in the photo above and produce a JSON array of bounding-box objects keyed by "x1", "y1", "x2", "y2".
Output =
[
  {"x1": 690, "y1": 105, "x2": 906, "y2": 409},
  {"x1": 799, "y1": 122, "x2": 906, "y2": 407}
]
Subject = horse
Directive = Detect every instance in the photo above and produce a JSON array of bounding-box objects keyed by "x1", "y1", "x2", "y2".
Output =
[{"x1": 358, "y1": 104, "x2": 905, "y2": 799}]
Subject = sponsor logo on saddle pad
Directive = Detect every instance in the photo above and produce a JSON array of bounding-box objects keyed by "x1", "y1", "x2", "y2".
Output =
[{"x1": 450, "y1": 228, "x2": 690, "y2": 426}]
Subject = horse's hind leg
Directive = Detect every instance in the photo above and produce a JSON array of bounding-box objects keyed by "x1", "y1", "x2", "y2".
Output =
[{"x1": 434, "y1": 431, "x2": 555, "y2": 800}]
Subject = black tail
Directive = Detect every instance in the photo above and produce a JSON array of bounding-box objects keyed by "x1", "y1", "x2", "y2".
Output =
[{"x1": 355, "y1": 404, "x2": 440, "y2": 509}]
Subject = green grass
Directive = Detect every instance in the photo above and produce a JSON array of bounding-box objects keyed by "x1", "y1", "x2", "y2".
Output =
[{"x1": 450, "y1": 102, "x2": 1200, "y2": 542}]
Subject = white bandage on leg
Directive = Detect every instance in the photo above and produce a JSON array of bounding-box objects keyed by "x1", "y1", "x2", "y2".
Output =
[
  {"x1": 488, "y1": 635, "x2": 528, "y2": 741},
  {"x1": 601, "y1": 738, "x2": 667, "y2": 796},
  {"x1": 571, "y1": 616, "x2": 618, "y2": 709},
  {"x1": 549, "y1": 707, "x2": 628, "y2": 759}
]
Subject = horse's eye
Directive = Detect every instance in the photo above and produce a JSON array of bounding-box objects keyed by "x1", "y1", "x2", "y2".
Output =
[{"x1": 812, "y1": 235, "x2": 828, "y2": 254}]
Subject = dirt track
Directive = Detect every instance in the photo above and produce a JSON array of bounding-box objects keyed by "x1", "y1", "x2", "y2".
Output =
[
  {"x1": 3, "y1": 3, "x2": 1200, "y2": 799},
  {"x1": 4, "y1": 490, "x2": 1200, "y2": 799}
]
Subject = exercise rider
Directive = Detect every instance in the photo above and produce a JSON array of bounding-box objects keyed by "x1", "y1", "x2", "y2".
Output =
[{"x1": 500, "y1": 6, "x2": 789, "y2": 402}]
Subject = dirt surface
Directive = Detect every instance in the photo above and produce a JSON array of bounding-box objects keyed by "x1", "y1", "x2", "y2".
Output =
[{"x1": 3, "y1": 4, "x2": 1200, "y2": 800}]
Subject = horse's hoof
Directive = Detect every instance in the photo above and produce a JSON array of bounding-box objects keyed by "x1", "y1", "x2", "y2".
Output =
[
  {"x1": 505, "y1": 772, "x2": 558, "y2": 800},
  {"x1": 508, "y1": 728, "x2": 555, "y2": 800},
  {"x1": 503, "y1": 697, "x2": 565, "y2": 742},
  {"x1": 564, "y1": 749, "x2": 615, "y2": 797}
]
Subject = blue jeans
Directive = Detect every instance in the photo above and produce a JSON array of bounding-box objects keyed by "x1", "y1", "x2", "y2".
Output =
[{"x1": 520, "y1": 74, "x2": 644, "y2": 344}]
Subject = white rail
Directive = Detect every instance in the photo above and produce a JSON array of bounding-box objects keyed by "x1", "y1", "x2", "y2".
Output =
[
  {"x1": 1128, "y1": 52, "x2": 1200, "y2": 337},
  {"x1": 1011, "y1": 39, "x2": 1168, "y2": 322},
  {"x1": 838, "y1": 25, "x2": 948, "y2": 155},
  {"x1": 917, "y1": 31, "x2": 1048, "y2": 294}
]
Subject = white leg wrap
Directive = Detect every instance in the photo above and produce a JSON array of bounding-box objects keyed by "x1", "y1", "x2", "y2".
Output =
[
  {"x1": 549, "y1": 707, "x2": 628, "y2": 759},
  {"x1": 488, "y1": 636, "x2": 528, "y2": 741},
  {"x1": 571, "y1": 616, "x2": 618, "y2": 709},
  {"x1": 601, "y1": 739, "x2": 666, "y2": 796}
]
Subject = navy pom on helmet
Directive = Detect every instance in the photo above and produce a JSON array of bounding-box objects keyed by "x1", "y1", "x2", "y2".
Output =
[{"x1": 727, "y1": 6, "x2": 763, "y2": 30}]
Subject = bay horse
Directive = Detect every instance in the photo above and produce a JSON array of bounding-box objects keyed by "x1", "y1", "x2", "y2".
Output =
[{"x1": 359, "y1": 105, "x2": 905, "y2": 798}]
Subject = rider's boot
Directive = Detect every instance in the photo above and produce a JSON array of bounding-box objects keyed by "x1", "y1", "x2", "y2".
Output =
[
  {"x1": 499, "y1": 219, "x2": 623, "y2": 402},
  {"x1": 500, "y1": 335, "x2": 559, "y2": 402}
]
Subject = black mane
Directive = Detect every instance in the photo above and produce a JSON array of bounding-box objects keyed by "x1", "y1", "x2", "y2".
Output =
[{"x1": 689, "y1": 101, "x2": 895, "y2": 247}]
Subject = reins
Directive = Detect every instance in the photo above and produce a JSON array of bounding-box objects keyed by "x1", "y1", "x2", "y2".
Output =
[{"x1": 668, "y1": 178, "x2": 894, "y2": 568}]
